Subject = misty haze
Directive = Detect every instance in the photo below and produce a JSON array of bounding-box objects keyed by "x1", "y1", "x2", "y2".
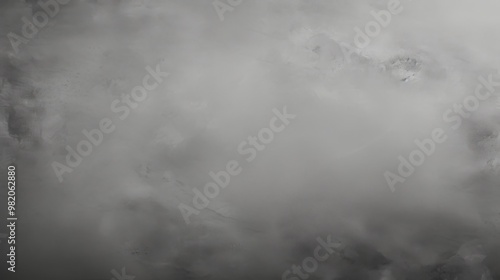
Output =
[{"x1": 1, "y1": 0, "x2": 500, "y2": 279}]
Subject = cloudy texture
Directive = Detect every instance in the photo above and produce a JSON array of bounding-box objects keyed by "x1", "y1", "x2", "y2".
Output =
[{"x1": 1, "y1": 0, "x2": 500, "y2": 279}]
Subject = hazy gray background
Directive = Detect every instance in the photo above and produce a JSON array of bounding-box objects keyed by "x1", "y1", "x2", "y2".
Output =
[{"x1": 1, "y1": 0, "x2": 500, "y2": 279}]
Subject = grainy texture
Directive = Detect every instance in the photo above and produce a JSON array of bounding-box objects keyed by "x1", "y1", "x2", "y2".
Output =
[{"x1": 0, "y1": 0, "x2": 499, "y2": 279}]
